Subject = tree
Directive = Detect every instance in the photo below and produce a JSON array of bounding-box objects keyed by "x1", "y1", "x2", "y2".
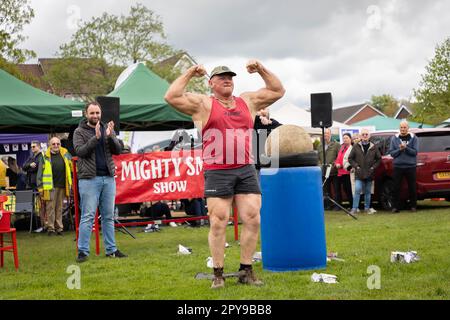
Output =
[
  {"x1": 50, "y1": 3, "x2": 208, "y2": 97},
  {"x1": 0, "y1": 56, "x2": 41, "y2": 88},
  {"x1": 370, "y1": 94, "x2": 399, "y2": 117},
  {"x1": 44, "y1": 58, "x2": 124, "y2": 101},
  {"x1": 150, "y1": 58, "x2": 209, "y2": 94},
  {"x1": 0, "y1": 0, "x2": 36, "y2": 63},
  {"x1": 412, "y1": 37, "x2": 450, "y2": 125},
  {"x1": 59, "y1": 3, "x2": 175, "y2": 66}
]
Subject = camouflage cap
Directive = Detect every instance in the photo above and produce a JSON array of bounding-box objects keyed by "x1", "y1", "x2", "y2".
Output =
[{"x1": 210, "y1": 66, "x2": 237, "y2": 78}]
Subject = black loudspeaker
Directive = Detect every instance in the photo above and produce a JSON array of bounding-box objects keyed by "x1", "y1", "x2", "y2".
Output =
[
  {"x1": 96, "y1": 96, "x2": 120, "y2": 134},
  {"x1": 311, "y1": 92, "x2": 332, "y2": 128}
]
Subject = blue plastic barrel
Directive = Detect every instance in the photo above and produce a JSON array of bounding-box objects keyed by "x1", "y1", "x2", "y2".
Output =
[{"x1": 260, "y1": 166, "x2": 327, "y2": 271}]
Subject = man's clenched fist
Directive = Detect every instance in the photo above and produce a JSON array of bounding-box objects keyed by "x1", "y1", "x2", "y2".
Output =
[{"x1": 246, "y1": 60, "x2": 262, "y2": 74}]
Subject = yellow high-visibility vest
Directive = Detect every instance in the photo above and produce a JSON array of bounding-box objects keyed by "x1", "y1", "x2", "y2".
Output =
[
  {"x1": 41, "y1": 148, "x2": 72, "y2": 198},
  {"x1": 0, "y1": 160, "x2": 6, "y2": 187}
]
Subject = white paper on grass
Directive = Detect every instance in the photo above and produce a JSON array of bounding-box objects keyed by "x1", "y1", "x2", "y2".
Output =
[
  {"x1": 252, "y1": 252, "x2": 262, "y2": 262},
  {"x1": 311, "y1": 273, "x2": 338, "y2": 284},
  {"x1": 206, "y1": 255, "x2": 226, "y2": 268},
  {"x1": 390, "y1": 251, "x2": 420, "y2": 263},
  {"x1": 178, "y1": 244, "x2": 192, "y2": 255}
]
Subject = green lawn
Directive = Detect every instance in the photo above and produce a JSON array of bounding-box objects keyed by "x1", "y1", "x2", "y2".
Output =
[{"x1": 1, "y1": 201, "x2": 449, "y2": 300}]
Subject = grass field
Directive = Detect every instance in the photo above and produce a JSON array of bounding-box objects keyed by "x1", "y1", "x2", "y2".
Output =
[{"x1": 1, "y1": 200, "x2": 449, "y2": 300}]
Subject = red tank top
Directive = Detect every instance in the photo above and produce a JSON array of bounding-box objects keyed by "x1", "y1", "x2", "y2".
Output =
[{"x1": 202, "y1": 96, "x2": 254, "y2": 170}]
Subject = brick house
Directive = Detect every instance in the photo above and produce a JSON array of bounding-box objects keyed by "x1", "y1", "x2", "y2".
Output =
[{"x1": 333, "y1": 103, "x2": 387, "y2": 125}]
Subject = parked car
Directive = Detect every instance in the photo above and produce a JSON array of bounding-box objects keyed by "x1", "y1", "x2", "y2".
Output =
[{"x1": 370, "y1": 128, "x2": 450, "y2": 210}]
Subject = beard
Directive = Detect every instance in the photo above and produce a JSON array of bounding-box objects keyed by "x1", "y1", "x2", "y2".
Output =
[{"x1": 88, "y1": 118, "x2": 99, "y2": 126}]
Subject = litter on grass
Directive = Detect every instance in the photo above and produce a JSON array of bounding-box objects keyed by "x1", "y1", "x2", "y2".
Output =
[
  {"x1": 311, "y1": 273, "x2": 338, "y2": 284},
  {"x1": 252, "y1": 251, "x2": 262, "y2": 263},
  {"x1": 327, "y1": 252, "x2": 345, "y2": 262},
  {"x1": 205, "y1": 255, "x2": 226, "y2": 268},
  {"x1": 178, "y1": 244, "x2": 192, "y2": 255},
  {"x1": 390, "y1": 251, "x2": 420, "y2": 263}
]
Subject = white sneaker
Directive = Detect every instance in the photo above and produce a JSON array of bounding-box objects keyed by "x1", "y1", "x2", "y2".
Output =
[
  {"x1": 33, "y1": 227, "x2": 44, "y2": 233},
  {"x1": 169, "y1": 222, "x2": 178, "y2": 227},
  {"x1": 366, "y1": 208, "x2": 377, "y2": 214}
]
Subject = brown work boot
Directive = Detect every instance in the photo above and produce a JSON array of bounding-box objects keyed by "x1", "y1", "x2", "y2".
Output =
[
  {"x1": 238, "y1": 268, "x2": 264, "y2": 286},
  {"x1": 211, "y1": 267, "x2": 225, "y2": 289}
]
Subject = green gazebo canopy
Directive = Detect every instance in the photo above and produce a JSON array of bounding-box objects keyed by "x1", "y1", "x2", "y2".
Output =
[
  {"x1": 107, "y1": 63, "x2": 193, "y2": 131},
  {"x1": 0, "y1": 69, "x2": 84, "y2": 133}
]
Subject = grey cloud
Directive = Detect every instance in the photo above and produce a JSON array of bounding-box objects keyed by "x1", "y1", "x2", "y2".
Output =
[{"x1": 20, "y1": 0, "x2": 450, "y2": 108}]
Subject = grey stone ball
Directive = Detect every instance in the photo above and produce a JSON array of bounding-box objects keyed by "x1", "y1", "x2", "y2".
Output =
[{"x1": 265, "y1": 125, "x2": 313, "y2": 157}]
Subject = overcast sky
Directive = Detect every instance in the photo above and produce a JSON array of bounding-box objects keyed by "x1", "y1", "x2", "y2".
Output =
[{"x1": 22, "y1": 0, "x2": 450, "y2": 110}]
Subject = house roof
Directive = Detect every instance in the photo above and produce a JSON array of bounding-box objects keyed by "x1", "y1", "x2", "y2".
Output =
[
  {"x1": 270, "y1": 103, "x2": 347, "y2": 134},
  {"x1": 333, "y1": 103, "x2": 386, "y2": 123},
  {"x1": 17, "y1": 58, "x2": 108, "y2": 96},
  {"x1": 37, "y1": 58, "x2": 58, "y2": 75},
  {"x1": 156, "y1": 52, "x2": 197, "y2": 69},
  {"x1": 394, "y1": 104, "x2": 413, "y2": 119},
  {"x1": 16, "y1": 63, "x2": 52, "y2": 92}
]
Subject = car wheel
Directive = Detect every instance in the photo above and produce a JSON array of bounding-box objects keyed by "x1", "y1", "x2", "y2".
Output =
[{"x1": 380, "y1": 179, "x2": 395, "y2": 211}]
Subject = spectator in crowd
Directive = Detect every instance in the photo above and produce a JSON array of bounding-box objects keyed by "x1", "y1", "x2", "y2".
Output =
[
  {"x1": 348, "y1": 129, "x2": 381, "y2": 214},
  {"x1": 73, "y1": 101, "x2": 126, "y2": 262},
  {"x1": 23, "y1": 141, "x2": 44, "y2": 189},
  {"x1": 37, "y1": 137, "x2": 72, "y2": 236},
  {"x1": 181, "y1": 198, "x2": 207, "y2": 227},
  {"x1": 140, "y1": 201, "x2": 177, "y2": 227},
  {"x1": 343, "y1": 134, "x2": 357, "y2": 209},
  {"x1": 253, "y1": 107, "x2": 282, "y2": 170},
  {"x1": 5, "y1": 156, "x2": 19, "y2": 188},
  {"x1": 388, "y1": 120, "x2": 419, "y2": 213},
  {"x1": 0, "y1": 156, "x2": 6, "y2": 189},
  {"x1": 352, "y1": 132, "x2": 361, "y2": 144},
  {"x1": 23, "y1": 141, "x2": 47, "y2": 231},
  {"x1": 344, "y1": 132, "x2": 374, "y2": 211},
  {"x1": 334, "y1": 133, "x2": 353, "y2": 209},
  {"x1": 318, "y1": 128, "x2": 340, "y2": 210}
]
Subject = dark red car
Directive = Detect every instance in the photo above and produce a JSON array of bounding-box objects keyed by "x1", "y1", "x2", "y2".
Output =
[{"x1": 370, "y1": 128, "x2": 450, "y2": 210}]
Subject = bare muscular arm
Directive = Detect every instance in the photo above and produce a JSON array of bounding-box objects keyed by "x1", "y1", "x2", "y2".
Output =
[
  {"x1": 164, "y1": 65, "x2": 209, "y2": 116},
  {"x1": 240, "y1": 60, "x2": 285, "y2": 116}
]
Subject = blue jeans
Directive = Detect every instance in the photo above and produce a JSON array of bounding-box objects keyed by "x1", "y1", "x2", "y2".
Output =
[
  {"x1": 353, "y1": 179, "x2": 373, "y2": 210},
  {"x1": 78, "y1": 176, "x2": 117, "y2": 255}
]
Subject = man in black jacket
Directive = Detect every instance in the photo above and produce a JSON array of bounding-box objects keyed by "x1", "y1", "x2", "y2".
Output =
[
  {"x1": 73, "y1": 102, "x2": 126, "y2": 262},
  {"x1": 318, "y1": 128, "x2": 341, "y2": 210},
  {"x1": 348, "y1": 129, "x2": 381, "y2": 214},
  {"x1": 23, "y1": 141, "x2": 46, "y2": 231}
]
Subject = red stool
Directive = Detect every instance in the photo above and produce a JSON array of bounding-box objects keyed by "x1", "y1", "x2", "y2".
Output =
[
  {"x1": 0, "y1": 228, "x2": 19, "y2": 270},
  {"x1": 1, "y1": 195, "x2": 19, "y2": 270}
]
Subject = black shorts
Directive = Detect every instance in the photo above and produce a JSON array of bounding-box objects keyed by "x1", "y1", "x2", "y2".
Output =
[{"x1": 204, "y1": 165, "x2": 261, "y2": 198}]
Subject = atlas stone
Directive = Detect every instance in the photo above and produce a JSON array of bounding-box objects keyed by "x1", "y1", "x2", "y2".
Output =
[{"x1": 265, "y1": 125, "x2": 313, "y2": 157}]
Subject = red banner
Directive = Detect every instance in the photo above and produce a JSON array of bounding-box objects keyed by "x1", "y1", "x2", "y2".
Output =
[{"x1": 113, "y1": 151, "x2": 204, "y2": 204}]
